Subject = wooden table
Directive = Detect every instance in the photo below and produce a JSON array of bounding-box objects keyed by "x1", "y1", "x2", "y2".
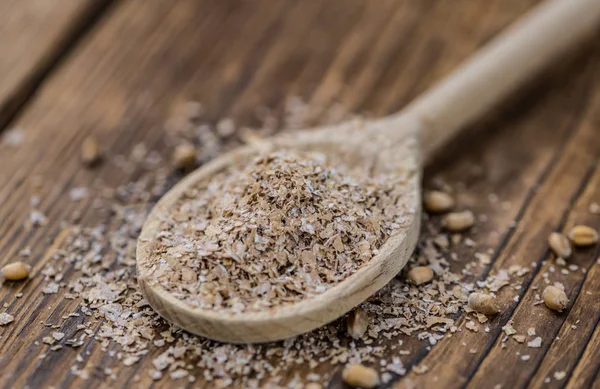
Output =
[{"x1": 1, "y1": 1, "x2": 599, "y2": 388}]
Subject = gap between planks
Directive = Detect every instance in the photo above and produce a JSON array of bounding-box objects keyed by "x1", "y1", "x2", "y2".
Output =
[{"x1": 0, "y1": 0, "x2": 116, "y2": 132}]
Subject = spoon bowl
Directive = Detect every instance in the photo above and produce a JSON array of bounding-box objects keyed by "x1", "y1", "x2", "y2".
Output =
[
  {"x1": 137, "y1": 0, "x2": 600, "y2": 343},
  {"x1": 137, "y1": 116, "x2": 422, "y2": 343}
]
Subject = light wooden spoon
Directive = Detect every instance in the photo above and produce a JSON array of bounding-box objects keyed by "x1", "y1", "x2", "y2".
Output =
[{"x1": 137, "y1": 0, "x2": 600, "y2": 343}]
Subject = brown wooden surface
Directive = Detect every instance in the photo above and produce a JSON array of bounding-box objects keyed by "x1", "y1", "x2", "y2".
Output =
[
  {"x1": 0, "y1": 0, "x2": 112, "y2": 127},
  {"x1": 0, "y1": 1, "x2": 599, "y2": 388}
]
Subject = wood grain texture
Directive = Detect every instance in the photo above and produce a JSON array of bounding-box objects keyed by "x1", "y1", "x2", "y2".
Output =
[
  {"x1": 395, "y1": 61, "x2": 600, "y2": 388},
  {"x1": 0, "y1": 0, "x2": 599, "y2": 388},
  {"x1": 0, "y1": 0, "x2": 112, "y2": 127}
]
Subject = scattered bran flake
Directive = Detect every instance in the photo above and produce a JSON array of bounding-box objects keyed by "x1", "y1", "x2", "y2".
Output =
[
  {"x1": 71, "y1": 367, "x2": 90, "y2": 380},
  {"x1": 42, "y1": 282, "x2": 60, "y2": 294},
  {"x1": 69, "y1": 187, "x2": 89, "y2": 201},
  {"x1": 426, "y1": 317, "x2": 454, "y2": 328},
  {"x1": 216, "y1": 118, "x2": 236, "y2": 138},
  {"x1": 0, "y1": 313, "x2": 14, "y2": 326},
  {"x1": 527, "y1": 327, "x2": 536, "y2": 337},
  {"x1": 152, "y1": 351, "x2": 172, "y2": 371},
  {"x1": 527, "y1": 337, "x2": 542, "y2": 348},
  {"x1": 2, "y1": 128, "x2": 25, "y2": 147},
  {"x1": 553, "y1": 371, "x2": 566, "y2": 381},
  {"x1": 503, "y1": 323, "x2": 517, "y2": 336},
  {"x1": 521, "y1": 355, "x2": 530, "y2": 361},
  {"x1": 555, "y1": 257, "x2": 567, "y2": 267},
  {"x1": 149, "y1": 370, "x2": 162, "y2": 381},
  {"x1": 52, "y1": 332, "x2": 65, "y2": 341},
  {"x1": 513, "y1": 335, "x2": 526, "y2": 343},
  {"x1": 42, "y1": 336, "x2": 55, "y2": 345},
  {"x1": 381, "y1": 373, "x2": 393, "y2": 384},
  {"x1": 29, "y1": 210, "x2": 47, "y2": 227},
  {"x1": 347, "y1": 307, "x2": 370, "y2": 339},
  {"x1": 412, "y1": 364, "x2": 429, "y2": 374},
  {"x1": 465, "y1": 321, "x2": 478, "y2": 332},
  {"x1": 170, "y1": 369, "x2": 189, "y2": 379}
]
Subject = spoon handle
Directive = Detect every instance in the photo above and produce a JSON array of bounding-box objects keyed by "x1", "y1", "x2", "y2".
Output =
[{"x1": 401, "y1": 0, "x2": 600, "y2": 160}]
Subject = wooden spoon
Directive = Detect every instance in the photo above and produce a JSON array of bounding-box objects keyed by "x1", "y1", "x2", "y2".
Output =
[{"x1": 137, "y1": 0, "x2": 600, "y2": 343}]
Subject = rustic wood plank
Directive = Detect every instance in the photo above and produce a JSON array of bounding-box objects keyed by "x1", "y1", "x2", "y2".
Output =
[
  {"x1": 391, "y1": 47, "x2": 600, "y2": 389},
  {"x1": 0, "y1": 0, "x2": 113, "y2": 128},
  {"x1": 0, "y1": 1, "x2": 599, "y2": 388},
  {"x1": 531, "y1": 246, "x2": 600, "y2": 389},
  {"x1": 515, "y1": 119, "x2": 600, "y2": 389},
  {"x1": 395, "y1": 59, "x2": 600, "y2": 388},
  {"x1": 464, "y1": 146, "x2": 599, "y2": 387},
  {"x1": 566, "y1": 308, "x2": 600, "y2": 389}
]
